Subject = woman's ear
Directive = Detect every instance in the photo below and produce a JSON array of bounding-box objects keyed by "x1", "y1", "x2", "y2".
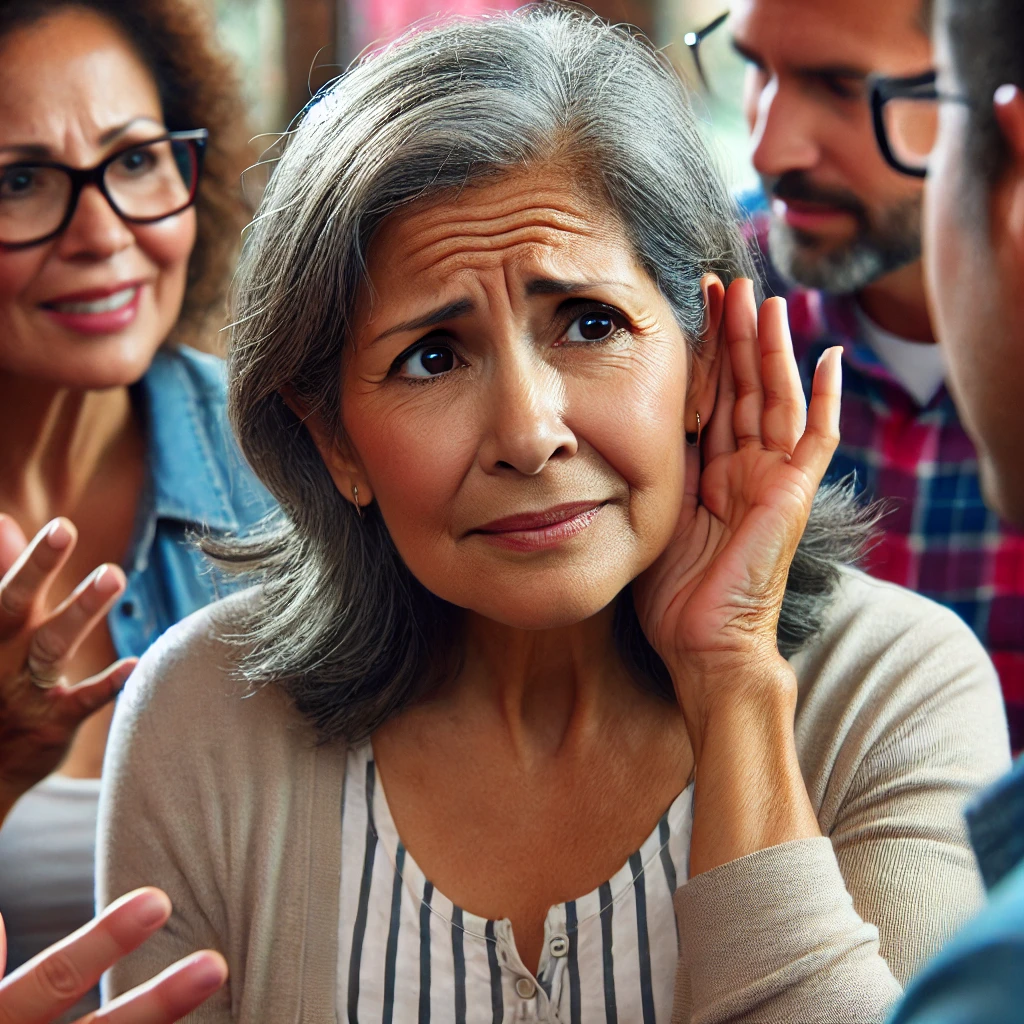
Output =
[
  {"x1": 278, "y1": 385, "x2": 373, "y2": 511},
  {"x1": 687, "y1": 273, "x2": 727, "y2": 435}
]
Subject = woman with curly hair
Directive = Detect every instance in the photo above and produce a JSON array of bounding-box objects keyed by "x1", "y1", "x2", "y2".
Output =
[{"x1": 0, "y1": 0, "x2": 273, "y2": 1016}]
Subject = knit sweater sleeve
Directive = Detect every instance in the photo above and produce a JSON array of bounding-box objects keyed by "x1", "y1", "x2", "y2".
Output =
[
  {"x1": 670, "y1": 570, "x2": 1011, "y2": 1024},
  {"x1": 95, "y1": 590, "x2": 338, "y2": 1023},
  {"x1": 96, "y1": 610, "x2": 234, "y2": 1022}
]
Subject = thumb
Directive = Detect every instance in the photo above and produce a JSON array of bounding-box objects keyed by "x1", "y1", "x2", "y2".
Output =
[
  {"x1": 0, "y1": 909, "x2": 7, "y2": 978},
  {"x1": 60, "y1": 658, "x2": 137, "y2": 723}
]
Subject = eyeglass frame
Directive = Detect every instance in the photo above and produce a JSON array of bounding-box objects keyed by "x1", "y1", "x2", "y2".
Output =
[
  {"x1": 682, "y1": 11, "x2": 729, "y2": 94},
  {"x1": 869, "y1": 70, "x2": 974, "y2": 179},
  {"x1": 0, "y1": 128, "x2": 209, "y2": 250}
]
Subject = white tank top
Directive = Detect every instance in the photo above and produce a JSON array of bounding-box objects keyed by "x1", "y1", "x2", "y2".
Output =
[{"x1": 0, "y1": 774, "x2": 101, "y2": 1022}]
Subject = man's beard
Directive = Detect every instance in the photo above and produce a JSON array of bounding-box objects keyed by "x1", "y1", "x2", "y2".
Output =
[{"x1": 762, "y1": 172, "x2": 922, "y2": 295}]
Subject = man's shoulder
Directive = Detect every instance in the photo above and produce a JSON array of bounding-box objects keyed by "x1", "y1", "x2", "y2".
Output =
[{"x1": 888, "y1": 852, "x2": 1024, "y2": 1024}]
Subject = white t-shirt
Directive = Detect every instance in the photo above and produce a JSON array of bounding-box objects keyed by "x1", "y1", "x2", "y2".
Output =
[
  {"x1": 337, "y1": 742, "x2": 693, "y2": 1023},
  {"x1": 855, "y1": 306, "x2": 947, "y2": 407}
]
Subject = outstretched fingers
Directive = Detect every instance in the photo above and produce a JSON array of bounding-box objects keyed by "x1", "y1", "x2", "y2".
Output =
[
  {"x1": 758, "y1": 297, "x2": 807, "y2": 454},
  {"x1": 723, "y1": 279, "x2": 764, "y2": 447},
  {"x1": 0, "y1": 519, "x2": 76, "y2": 640},
  {"x1": 0, "y1": 889, "x2": 170, "y2": 1024},
  {"x1": 791, "y1": 346, "x2": 842, "y2": 487},
  {"x1": 85, "y1": 951, "x2": 227, "y2": 1023}
]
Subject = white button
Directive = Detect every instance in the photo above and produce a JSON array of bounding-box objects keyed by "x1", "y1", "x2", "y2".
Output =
[
  {"x1": 549, "y1": 934, "x2": 569, "y2": 958},
  {"x1": 515, "y1": 976, "x2": 537, "y2": 999}
]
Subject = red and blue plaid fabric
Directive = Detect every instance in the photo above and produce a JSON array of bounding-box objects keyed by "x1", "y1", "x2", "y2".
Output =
[{"x1": 748, "y1": 214, "x2": 1024, "y2": 752}]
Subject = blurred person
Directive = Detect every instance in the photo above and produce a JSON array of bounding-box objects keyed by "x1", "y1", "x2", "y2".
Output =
[
  {"x1": 866, "y1": 0, "x2": 1024, "y2": 1020},
  {"x1": 0, "y1": 0, "x2": 273, "y2": 1017},
  {"x1": 0, "y1": 888, "x2": 227, "y2": 1024},
  {"x1": 98, "y1": 10, "x2": 1008, "y2": 1022},
  {"x1": 691, "y1": 0, "x2": 1024, "y2": 750}
]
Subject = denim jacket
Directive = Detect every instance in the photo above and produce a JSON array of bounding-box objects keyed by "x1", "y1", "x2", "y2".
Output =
[
  {"x1": 888, "y1": 755, "x2": 1024, "y2": 1023},
  {"x1": 108, "y1": 345, "x2": 275, "y2": 658}
]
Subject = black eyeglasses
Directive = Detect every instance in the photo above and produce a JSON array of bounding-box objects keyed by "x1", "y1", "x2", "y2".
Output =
[
  {"x1": 683, "y1": 11, "x2": 730, "y2": 93},
  {"x1": 0, "y1": 129, "x2": 208, "y2": 249},
  {"x1": 870, "y1": 71, "x2": 971, "y2": 178}
]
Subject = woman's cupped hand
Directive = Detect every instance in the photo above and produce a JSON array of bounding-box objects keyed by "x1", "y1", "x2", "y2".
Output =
[
  {"x1": 0, "y1": 516, "x2": 136, "y2": 819},
  {"x1": 634, "y1": 279, "x2": 841, "y2": 758}
]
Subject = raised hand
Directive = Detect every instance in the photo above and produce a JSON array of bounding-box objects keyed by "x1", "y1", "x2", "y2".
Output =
[
  {"x1": 0, "y1": 514, "x2": 136, "y2": 820},
  {"x1": 633, "y1": 278, "x2": 840, "y2": 874},
  {"x1": 0, "y1": 888, "x2": 226, "y2": 1024}
]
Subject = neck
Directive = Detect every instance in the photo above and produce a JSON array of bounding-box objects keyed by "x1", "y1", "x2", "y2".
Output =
[
  {"x1": 451, "y1": 601, "x2": 647, "y2": 763},
  {"x1": 0, "y1": 372, "x2": 136, "y2": 530},
  {"x1": 856, "y1": 259, "x2": 934, "y2": 342}
]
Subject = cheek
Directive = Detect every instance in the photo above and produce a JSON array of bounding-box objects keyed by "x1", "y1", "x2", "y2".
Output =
[
  {"x1": 133, "y1": 209, "x2": 196, "y2": 309},
  {"x1": 344, "y1": 390, "x2": 473, "y2": 540},
  {"x1": 0, "y1": 248, "x2": 50, "y2": 364}
]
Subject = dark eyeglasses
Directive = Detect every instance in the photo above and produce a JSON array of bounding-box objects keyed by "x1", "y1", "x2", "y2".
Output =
[
  {"x1": 0, "y1": 129, "x2": 208, "y2": 249},
  {"x1": 870, "y1": 71, "x2": 972, "y2": 178},
  {"x1": 683, "y1": 11, "x2": 729, "y2": 94}
]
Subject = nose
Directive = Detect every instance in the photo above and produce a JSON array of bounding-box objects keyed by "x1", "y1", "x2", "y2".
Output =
[
  {"x1": 54, "y1": 184, "x2": 135, "y2": 261},
  {"x1": 478, "y1": 351, "x2": 578, "y2": 476},
  {"x1": 747, "y1": 74, "x2": 821, "y2": 179}
]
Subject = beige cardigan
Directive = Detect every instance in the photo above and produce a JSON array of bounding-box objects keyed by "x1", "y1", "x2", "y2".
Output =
[{"x1": 97, "y1": 568, "x2": 1011, "y2": 1023}]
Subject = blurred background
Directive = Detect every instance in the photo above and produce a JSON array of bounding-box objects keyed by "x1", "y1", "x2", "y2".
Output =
[{"x1": 209, "y1": 0, "x2": 759, "y2": 193}]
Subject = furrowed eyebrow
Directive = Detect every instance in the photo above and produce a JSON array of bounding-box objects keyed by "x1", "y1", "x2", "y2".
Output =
[
  {"x1": 370, "y1": 278, "x2": 621, "y2": 345},
  {"x1": 524, "y1": 278, "x2": 616, "y2": 296},
  {"x1": 0, "y1": 117, "x2": 164, "y2": 158},
  {"x1": 371, "y1": 299, "x2": 475, "y2": 344}
]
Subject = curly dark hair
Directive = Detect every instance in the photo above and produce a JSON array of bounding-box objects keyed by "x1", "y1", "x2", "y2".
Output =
[{"x1": 0, "y1": 0, "x2": 252, "y2": 346}]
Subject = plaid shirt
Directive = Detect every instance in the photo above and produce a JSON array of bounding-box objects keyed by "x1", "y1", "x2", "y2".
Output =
[{"x1": 748, "y1": 215, "x2": 1024, "y2": 752}]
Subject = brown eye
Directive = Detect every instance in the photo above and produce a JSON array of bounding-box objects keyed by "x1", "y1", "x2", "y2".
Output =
[
  {"x1": 399, "y1": 344, "x2": 458, "y2": 378},
  {"x1": 565, "y1": 311, "x2": 618, "y2": 343}
]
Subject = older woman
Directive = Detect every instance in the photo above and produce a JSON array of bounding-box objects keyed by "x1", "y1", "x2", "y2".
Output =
[
  {"x1": 99, "y1": 8, "x2": 1010, "y2": 1023},
  {"x1": 0, "y1": 0, "x2": 272, "y2": 1015}
]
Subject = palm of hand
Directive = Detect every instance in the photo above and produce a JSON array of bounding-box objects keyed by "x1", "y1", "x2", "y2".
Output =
[{"x1": 633, "y1": 281, "x2": 841, "y2": 693}]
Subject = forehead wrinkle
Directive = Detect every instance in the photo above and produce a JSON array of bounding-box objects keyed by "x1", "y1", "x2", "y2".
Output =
[{"x1": 408, "y1": 224, "x2": 600, "y2": 279}]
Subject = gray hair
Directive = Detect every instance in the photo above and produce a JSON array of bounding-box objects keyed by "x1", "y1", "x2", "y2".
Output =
[{"x1": 209, "y1": 5, "x2": 876, "y2": 743}]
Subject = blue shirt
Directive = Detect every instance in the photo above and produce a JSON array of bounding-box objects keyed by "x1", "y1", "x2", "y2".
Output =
[
  {"x1": 108, "y1": 344, "x2": 275, "y2": 656},
  {"x1": 887, "y1": 756, "x2": 1024, "y2": 1024}
]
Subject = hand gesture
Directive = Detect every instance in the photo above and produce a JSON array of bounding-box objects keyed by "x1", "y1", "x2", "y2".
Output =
[
  {"x1": 634, "y1": 279, "x2": 841, "y2": 730},
  {"x1": 0, "y1": 888, "x2": 226, "y2": 1023},
  {"x1": 0, "y1": 515, "x2": 136, "y2": 815}
]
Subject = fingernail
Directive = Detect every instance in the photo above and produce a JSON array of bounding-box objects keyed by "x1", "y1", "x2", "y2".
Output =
[
  {"x1": 994, "y1": 84, "x2": 1018, "y2": 107},
  {"x1": 46, "y1": 519, "x2": 72, "y2": 550},
  {"x1": 92, "y1": 566, "x2": 120, "y2": 596},
  {"x1": 132, "y1": 889, "x2": 170, "y2": 929},
  {"x1": 187, "y1": 953, "x2": 228, "y2": 989}
]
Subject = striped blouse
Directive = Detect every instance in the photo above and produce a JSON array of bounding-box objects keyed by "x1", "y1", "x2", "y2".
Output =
[{"x1": 337, "y1": 743, "x2": 693, "y2": 1023}]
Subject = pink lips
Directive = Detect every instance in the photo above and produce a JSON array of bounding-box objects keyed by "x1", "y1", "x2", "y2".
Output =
[{"x1": 473, "y1": 501, "x2": 606, "y2": 552}]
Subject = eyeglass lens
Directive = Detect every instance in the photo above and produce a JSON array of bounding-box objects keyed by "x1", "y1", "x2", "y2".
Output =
[
  {"x1": 882, "y1": 98, "x2": 938, "y2": 173},
  {"x1": 0, "y1": 138, "x2": 198, "y2": 246}
]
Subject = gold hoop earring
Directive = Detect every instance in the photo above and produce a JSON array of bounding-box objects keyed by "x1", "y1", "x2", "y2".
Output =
[
  {"x1": 687, "y1": 410, "x2": 702, "y2": 447},
  {"x1": 352, "y1": 483, "x2": 363, "y2": 518}
]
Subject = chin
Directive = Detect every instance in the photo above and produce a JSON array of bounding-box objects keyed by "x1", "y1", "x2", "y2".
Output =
[
  {"x1": 456, "y1": 573, "x2": 624, "y2": 631},
  {"x1": 26, "y1": 331, "x2": 166, "y2": 391}
]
